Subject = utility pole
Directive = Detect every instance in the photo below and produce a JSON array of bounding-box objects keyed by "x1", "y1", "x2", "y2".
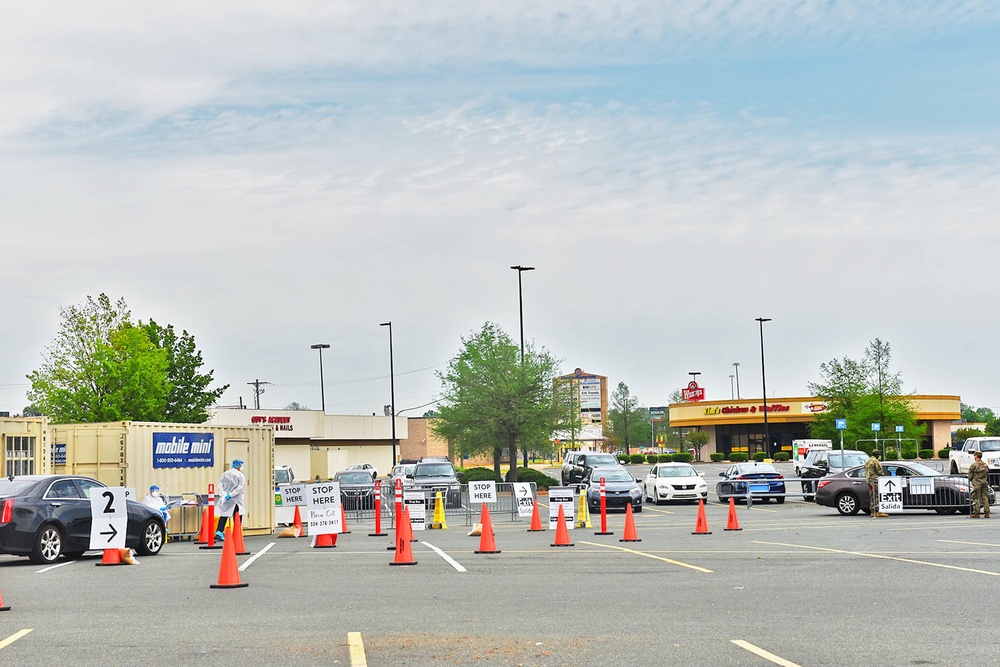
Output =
[{"x1": 247, "y1": 379, "x2": 271, "y2": 410}]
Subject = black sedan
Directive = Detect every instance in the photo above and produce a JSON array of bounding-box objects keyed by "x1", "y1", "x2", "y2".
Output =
[
  {"x1": 582, "y1": 466, "x2": 643, "y2": 513},
  {"x1": 333, "y1": 470, "x2": 377, "y2": 510},
  {"x1": 716, "y1": 462, "x2": 786, "y2": 504},
  {"x1": 815, "y1": 461, "x2": 996, "y2": 516},
  {"x1": 0, "y1": 475, "x2": 166, "y2": 564}
]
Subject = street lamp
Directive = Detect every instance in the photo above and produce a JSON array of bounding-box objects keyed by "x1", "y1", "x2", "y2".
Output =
[
  {"x1": 310, "y1": 343, "x2": 330, "y2": 412},
  {"x1": 756, "y1": 318, "x2": 772, "y2": 456},
  {"x1": 729, "y1": 374, "x2": 735, "y2": 400},
  {"x1": 733, "y1": 362, "x2": 741, "y2": 399},
  {"x1": 511, "y1": 265, "x2": 535, "y2": 468},
  {"x1": 379, "y1": 322, "x2": 397, "y2": 467}
]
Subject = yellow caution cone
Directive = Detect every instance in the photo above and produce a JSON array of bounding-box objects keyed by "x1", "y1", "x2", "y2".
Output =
[
  {"x1": 429, "y1": 491, "x2": 448, "y2": 529},
  {"x1": 576, "y1": 489, "x2": 592, "y2": 529}
]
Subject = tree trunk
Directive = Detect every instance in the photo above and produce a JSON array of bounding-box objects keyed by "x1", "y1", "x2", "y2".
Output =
[
  {"x1": 508, "y1": 435, "x2": 518, "y2": 482},
  {"x1": 493, "y1": 447, "x2": 501, "y2": 477}
]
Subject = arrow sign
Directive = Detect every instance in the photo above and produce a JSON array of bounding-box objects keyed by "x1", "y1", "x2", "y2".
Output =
[
  {"x1": 90, "y1": 517, "x2": 127, "y2": 549},
  {"x1": 100, "y1": 523, "x2": 119, "y2": 543},
  {"x1": 884, "y1": 479, "x2": 897, "y2": 491},
  {"x1": 90, "y1": 486, "x2": 128, "y2": 549},
  {"x1": 512, "y1": 482, "x2": 534, "y2": 517}
]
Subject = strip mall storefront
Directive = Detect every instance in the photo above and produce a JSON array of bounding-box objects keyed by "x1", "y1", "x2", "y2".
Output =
[{"x1": 669, "y1": 395, "x2": 960, "y2": 458}]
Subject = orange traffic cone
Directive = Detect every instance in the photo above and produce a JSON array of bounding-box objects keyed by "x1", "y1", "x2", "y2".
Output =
[
  {"x1": 474, "y1": 504, "x2": 500, "y2": 554},
  {"x1": 292, "y1": 505, "x2": 303, "y2": 537},
  {"x1": 551, "y1": 504, "x2": 574, "y2": 547},
  {"x1": 199, "y1": 507, "x2": 222, "y2": 550},
  {"x1": 724, "y1": 498, "x2": 742, "y2": 531},
  {"x1": 619, "y1": 503, "x2": 641, "y2": 543},
  {"x1": 232, "y1": 512, "x2": 250, "y2": 555},
  {"x1": 196, "y1": 507, "x2": 210, "y2": 544},
  {"x1": 527, "y1": 501, "x2": 543, "y2": 531},
  {"x1": 390, "y1": 511, "x2": 417, "y2": 566},
  {"x1": 692, "y1": 499, "x2": 712, "y2": 535},
  {"x1": 340, "y1": 503, "x2": 351, "y2": 534},
  {"x1": 402, "y1": 506, "x2": 417, "y2": 542},
  {"x1": 210, "y1": 527, "x2": 248, "y2": 589},
  {"x1": 0, "y1": 587, "x2": 10, "y2": 611},
  {"x1": 314, "y1": 532, "x2": 338, "y2": 548},
  {"x1": 95, "y1": 548, "x2": 125, "y2": 567}
]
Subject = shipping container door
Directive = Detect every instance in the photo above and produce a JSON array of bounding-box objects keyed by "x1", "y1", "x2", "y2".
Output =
[{"x1": 225, "y1": 439, "x2": 251, "y2": 474}]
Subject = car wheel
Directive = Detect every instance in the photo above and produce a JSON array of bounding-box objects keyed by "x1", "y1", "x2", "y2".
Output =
[
  {"x1": 137, "y1": 519, "x2": 165, "y2": 556},
  {"x1": 634, "y1": 503, "x2": 643, "y2": 513},
  {"x1": 835, "y1": 491, "x2": 861, "y2": 516},
  {"x1": 804, "y1": 495, "x2": 815, "y2": 502},
  {"x1": 30, "y1": 524, "x2": 63, "y2": 564},
  {"x1": 950, "y1": 462, "x2": 959, "y2": 474},
  {"x1": 935, "y1": 507, "x2": 959, "y2": 515},
  {"x1": 775, "y1": 496, "x2": 785, "y2": 504}
]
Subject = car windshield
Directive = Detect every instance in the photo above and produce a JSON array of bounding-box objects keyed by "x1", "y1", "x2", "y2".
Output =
[
  {"x1": 274, "y1": 469, "x2": 293, "y2": 484},
  {"x1": 585, "y1": 454, "x2": 619, "y2": 466},
  {"x1": 394, "y1": 466, "x2": 415, "y2": 476},
  {"x1": 658, "y1": 467, "x2": 697, "y2": 478},
  {"x1": 975, "y1": 439, "x2": 1000, "y2": 452},
  {"x1": 415, "y1": 463, "x2": 454, "y2": 477},
  {"x1": 338, "y1": 472, "x2": 373, "y2": 484},
  {"x1": 829, "y1": 453, "x2": 868, "y2": 468},
  {"x1": 592, "y1": 469, "x2": 633, "y2": 483}
]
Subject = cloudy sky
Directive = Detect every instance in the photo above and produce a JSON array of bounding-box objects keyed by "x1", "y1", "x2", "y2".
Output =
[{"x1": 3, "y1": 1, "x2": 1000, "y2": 418}]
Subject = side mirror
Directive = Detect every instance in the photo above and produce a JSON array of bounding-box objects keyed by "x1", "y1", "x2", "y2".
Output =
[
  {"x1": 698, "y1": 472, "x2": 705, "y2": 477},
  {"x1": 719, "y1": 472, "x2": 726, "y2": 477}
]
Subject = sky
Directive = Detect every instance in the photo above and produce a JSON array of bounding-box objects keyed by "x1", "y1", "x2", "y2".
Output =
[{"x1": 3, "y1": 1, "x2": 1000, "y2": 419}]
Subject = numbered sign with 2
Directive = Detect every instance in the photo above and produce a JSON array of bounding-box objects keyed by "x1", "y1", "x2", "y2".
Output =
[{"x1": 89, "y1": 486, "x2": 128, "y2": 550}]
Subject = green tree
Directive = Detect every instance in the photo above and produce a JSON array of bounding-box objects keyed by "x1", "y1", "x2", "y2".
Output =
[
  {"x1": 432, "y1": 322, "x2": 560, "y2": 481},
  {"x1": 687, "y1": 429, "x2": 710, "y2": 461},
  {"x1": 607, "y1": 382, "x2": 647, "y2": 455},
  {"x1": 808, "y1": 339, "x2": 924, "y2": 449},
  {"x1": 553, "y1": 376, "x2": 584, "y2": 452},
  {"x1": 142, "y1": 320, "x2": 228, "y2": 423}
]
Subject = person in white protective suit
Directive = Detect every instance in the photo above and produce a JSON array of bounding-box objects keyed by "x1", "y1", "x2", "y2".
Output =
[
  {"x1": 215, "y1": 459, "x2": 247, "y2": 542},
  {"x1": 141, "y1": 485, "x2": 170, "y2": 523}
]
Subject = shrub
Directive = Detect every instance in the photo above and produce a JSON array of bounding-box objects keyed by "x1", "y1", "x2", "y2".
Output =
[
  {"x1": 658, "y1": 454, "x2": 673, "y2": 463},
  {"x1": 884, "y1": 448, "x2": 899, "y2": 460},
  {"x1": 461, "y1": 467, "x2": 502, "y2": 484},
  {"x1": 630, "y1": 454, "x2": 645, "y2": 464},
  {"x1": 646, "y1": 454, "x2": 659, "y2": 464},
  {"x1": 672, "y1": 453, "x2": 694, "y2": 463},
  {"x1": 504, "y1": 467, "x2": 557, "y2": 490},
  {"x1": 752, "y1": 452, "x2": 767, "y2": 462},
  {"x1": 617, "y1": 456, "x2": 629, "y2": 465},
  {"x1": 918, "y1": 449, "x2": 934, "y2": 459},
  {"x1": 772, "y1": 452, "x2": 790, "y2": 461},
  {"x1": 938, "y1": 448, "x2": 952, "y2": 459},
  {"x1": 710, "y1": 453, "x2": 725, "y2": 462},
  {"x1": 902, "y1": 449, "x2": 917, "y2": 460},
  {"x1": 730, "y1": 452, "x2": 749, "y2": 462}
]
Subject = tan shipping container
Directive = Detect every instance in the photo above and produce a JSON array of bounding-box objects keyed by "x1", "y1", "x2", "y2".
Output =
[
  {"x1": 49, "y1": 421, "x2": 274, "y2": 536},
  {"x1": 1, "y1": 416, "x2": 50, "y2": 477}
]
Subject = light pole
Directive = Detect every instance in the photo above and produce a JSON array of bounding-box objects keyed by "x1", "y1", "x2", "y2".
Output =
[
  {"x1": 511, "y1": 265, "x2": 535, "y2": 468},
  {"x1": 310, "y1": 343, "x2": 330, "y2": 412},
  {"x1": 733, "y1": 362, "x2": 741, "y2": 399},
  {"x1": 756, "y1": 318, "x2": 772, "y2": 456},
  {"x1": 379, "y1": 322, "x2": 397, "y2": 467},
  {"x1": 729, "y1": 374, "x2": 735, "y2": 400},
  {"x1": 688, "y1": 371, "x2": 701, "y2": 385}
]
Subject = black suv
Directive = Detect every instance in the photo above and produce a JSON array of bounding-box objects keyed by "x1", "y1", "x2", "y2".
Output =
[
  {"x1": 406, "y1": 458, "x2": 462, "y2": 508},
  {"x1": 799, "y1": 449, "x2": 869, "y2": 500},
  {"x1": 561, "y1": 451, "x2": 622, "y2": 485}
]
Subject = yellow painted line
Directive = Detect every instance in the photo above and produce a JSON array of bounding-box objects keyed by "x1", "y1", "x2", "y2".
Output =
[
  {"x1": 939, "y1": 539, "x2": 1000, "y2": 548},
  {"x1": 347, "y1": 631, "x2": 367, "y2": 667},
  {"x1": 731, "y1": 639, "x2": 801, "y2": 667},
  {"x1": 755, "y1": 541, "x2": 1000, "y2": 576},
  {"x1": 0, "y1": 629, "x2": 34, "y2": 650},
  {"x1": 580, "y1": 541, "x2": 712, "y2": 573}
]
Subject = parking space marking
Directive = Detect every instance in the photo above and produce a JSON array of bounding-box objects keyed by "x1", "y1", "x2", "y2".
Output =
[
  {"x1": 238, "y1": 541, "x2": 275, "y2": 571},
  {"x1": 939, "y1": 539, "x2": 1000, "y2": 548},
  {"x1": 731, "y1": 639, "x2": 801, "y2": 667},
  {"x1": 580, "y1": 541, "x2": 713, "y2": 573},
  {"x1": 755, "y1": 541, "x2": 1000, "y2": 576},
  {"x1": 36, "y1": 561, "x2": 76, "y2": 574},
  {"x1": 0, "y1": 629, "x2": 33, "y2": 650},
  {"x1": 420, "y1": 541, "x2": 467, "y2": 572},
  {"x1": 347, "y1": 631, "x2": 368, "y2": 666}
]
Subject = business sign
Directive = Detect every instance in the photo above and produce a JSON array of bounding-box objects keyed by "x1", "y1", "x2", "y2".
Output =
[
  {"x1": 547, "y1": 486, "x2": 576, "y2": 530},
  {"x1": 306, "y1": 482, "x2": 343, "y2": 535},
  {"x1": 468, "y1": 480, "x2": 497, "y2": 504},
  {"x1": 52, "y1": 443, "x2": 67, "y2": 465},
  {"x1": 512, "y1": 483, "x2": 534, "y2": 517},
  {"x1": 649, "y1": 406, "x2": 667, "y2": 420},
  {"x1": 152, "y1": 432, "x2": 214, "y2": 468},
  {"x1": 682, "y1": 381, "x2": 705, "y2": 402},
  {"x1": 89, "y1": 486, "x2": 127, "y2": 550},
  {"x1": 835, "y1": 419, "x2": 847, "y2": 430},
  {"x1": 279, "y1": 484, "x2": 307, "y2": 507},
  {"x1": 404, "y1": 491, "x2": 426, "y2": 531},
  {"x1": 877, "y1": 477, "x2": 903, "y2": 513}
]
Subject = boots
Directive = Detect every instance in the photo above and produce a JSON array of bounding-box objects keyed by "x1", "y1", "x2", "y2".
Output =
[
  {"x1": 875, "y1": 512, "x2": 889, "y2": 517},
  {"x1": 971, "y1": 513, "x2": 980, "y2": 518},
  {"x1": 985, "y1": 512, "x2": 991, "y2": 519}
]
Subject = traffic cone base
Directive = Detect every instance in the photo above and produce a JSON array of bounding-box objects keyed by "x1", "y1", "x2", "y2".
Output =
[
  {"x1": 692, "y1": 499, "x2": 712, "y2": 535},
  {"x1": 210, "y1": 527, "x2": 248, "y2": 589},
  {"x1": 551, "y1": 504, "x2": 575, "y2": 547},
  {"x1": 619, "y1": 503, "x2": 641, "y2": 543},
  {"x1": 314, "y1": 532, "x2": 338, "y2": 548},
  {"x1": 95, "y1": 548, "x2": 126, "y2": 566},
  {"x1": 232, "y1": 512, "x2": 250, "y2": 556},
  {"x1": 0, "y1": 589, "x2": 9, "y2": 611},
  {"x1": 196, "y1": 508, "x2": 210, "y2": 544},
  {"x1": 474, "y1": 504, "x2": 500, "y2": 554},
  {"x1": 724, "y1": 498, "x2": 743, "y2": 531},
  {"x1": 527, "y1": 501, "x2": 543, "y2": 531}
]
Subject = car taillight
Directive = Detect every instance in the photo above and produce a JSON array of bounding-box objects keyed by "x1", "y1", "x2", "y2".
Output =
[
  {"x1": 817, "y1": 480, "x2": 830, "y2": 489},
  {"x1": 736, "y1": 475, "x2": 748, "y2": 480},
  {"x1": 775, "y1": 475, "x2": 784, "y2": 479},
  {"x1": 0, "y1": 498, "x2": 12, "y2": 524}
]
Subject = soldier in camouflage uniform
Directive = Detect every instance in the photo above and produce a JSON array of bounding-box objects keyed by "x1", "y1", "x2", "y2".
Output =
[
  {"x1": 967, "y1": 451, "x2": 990, "y2": 518},
  {"x1": 865, "y1": 450, "x2": 888, "y2": 517}
]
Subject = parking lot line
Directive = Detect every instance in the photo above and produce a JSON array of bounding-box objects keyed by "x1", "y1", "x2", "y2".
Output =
[
  {"x1": 420, "y1": 541, "x2": 467, "y2": 572},
  {"x1": 0, "y1": 629, "x2": 33, "y2": 650},
  {"x1": 730, "y1": 639, "x2": 801, "y2": 667},
  {"x1": 580, "y1": 541, "x2": 713, "y2": 573},
  {"x1": 238, "y1": 541, "x2": 275, "y2": 572},
  {"x1": 939, "y1": 539, "x2": 1000, "y2": 548},
  {"x1": 755, "y1": 540, "x2": 1000, "y2": 576},
  {"x1": 35, "y1": 560, "x2": 76, "y2": 574},
  {"x1": 347, "y1": 631, "x2": 368, "y2": 667}
]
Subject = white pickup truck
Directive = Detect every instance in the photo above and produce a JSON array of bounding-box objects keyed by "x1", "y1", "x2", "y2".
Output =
[{"x1": 948, "y1": 437, "x2": 1000, "y2": 474}]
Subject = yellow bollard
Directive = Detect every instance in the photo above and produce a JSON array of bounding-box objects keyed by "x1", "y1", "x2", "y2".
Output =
[
  {"x1": 576, "y1": 489, "x2": 592, "y2": 528},
  {"x1": 429, "y1": 491, "x2": 448, "y2": 529}
]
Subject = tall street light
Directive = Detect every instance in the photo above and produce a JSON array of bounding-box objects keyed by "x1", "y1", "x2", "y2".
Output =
[
  {"x1": 729, "y1": 374, "x2": 735, "y2": 400},
  {"x1": 379, "y1": 322, "x2": 397, "y2": 467},
  {"x1": 511, "y1": 265, "x2": 535, "y2": 468},
  {"x1": 755, "y1": 318, "x2": 772, "y2": 456},
  {"x1": 733, "y1": 362, "x2": 741, "y2": 399},
  {"x1": 310, "y1": 343, "x2": 330, "y2": 412}
]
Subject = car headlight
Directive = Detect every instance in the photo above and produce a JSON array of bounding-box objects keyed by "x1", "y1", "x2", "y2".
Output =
[
  {"x1": 630, "y1": 488, "x2": 641, "y2": 497},
  {"x1": 587, "y1": 488, "x2": 600, "y2": 498}
]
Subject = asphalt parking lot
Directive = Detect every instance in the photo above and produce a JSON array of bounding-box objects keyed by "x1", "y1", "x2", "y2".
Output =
[{"x1": 2, "y1": 461, "x2": 997, "y2": 666}]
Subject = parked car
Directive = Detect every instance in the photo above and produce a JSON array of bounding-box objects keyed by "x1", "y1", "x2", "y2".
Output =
[
  {"x1": 562, "y1": 451, "x2": 622, "y2": 485},
  {"x1": 815, "y1": 461, "x2": 996, "y2": 516},
  {"x1": 332, "y1": 470, "x2": 377, "y2": 510},
  {"x1": 405, "y1": 458, "x2": 461, "y2": 509},
  {"x1": 345, "y1": 463, "x2": 378, "y2": 480},
  {"x1": 795, "y1": 446, "x2": 831, "y2": 477},
  {"x1": 0, "y1": 475, "x2": 166, "y2": 564},
  {"x1": 642, "y1": 462, "x2": 708, "y2": 504},
  {"x1": 799, "y1": 449, "x2": 869, "y2": 501},
  {"x1": 716, "y1": 462, "x2": 786, "y2": 503},
  {"x1": 582, "y1": 466, "x2": 642, "y2": 513},
  {"x1": 389, "y1": 464, "x2": 415, "y2": 484}
]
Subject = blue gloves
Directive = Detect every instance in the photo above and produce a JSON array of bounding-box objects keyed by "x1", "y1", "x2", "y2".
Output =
[{"x1": 225, "y1": 494, "x2": 232, "y2": 500}]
